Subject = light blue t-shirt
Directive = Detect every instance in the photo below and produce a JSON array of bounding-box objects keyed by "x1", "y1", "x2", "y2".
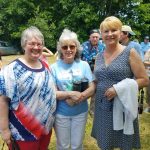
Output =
[
  {"x1": 140, "y1": 42, "x2": 150, "y2": 54},
  {"x1": 51, "y1": 59, "x2": 94, "y2": 116},
  {"x1": 128, "y1": 41, "x2": 144, "y2": 61}
]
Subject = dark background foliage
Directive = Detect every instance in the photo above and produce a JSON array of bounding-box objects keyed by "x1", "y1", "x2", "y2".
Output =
[{"x1": 0, "y1": 0, "x2": 149, "y2": 53}]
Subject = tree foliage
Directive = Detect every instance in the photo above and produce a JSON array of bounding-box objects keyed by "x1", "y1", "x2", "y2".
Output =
[{"x1": 0, "y1": 0, "x2": 149, "y2": 52}]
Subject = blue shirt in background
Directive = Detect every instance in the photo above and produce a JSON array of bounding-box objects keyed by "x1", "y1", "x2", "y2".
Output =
[
  {"x1": 81, "y1": 40, "x2": 105, "y2": 63},
  {"x1": 128, "y1": 41, "x2": 144, "y2": 61},
  {"x1": 140, "y1": 42, "x2": 150, "y2": 54}
]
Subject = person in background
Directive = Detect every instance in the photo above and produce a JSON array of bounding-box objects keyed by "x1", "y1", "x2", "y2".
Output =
[
  {"x1": 143, "y1": 49, "x2": 150, "y2": 113},
  {"x1": 40, "y1": 46, "x2": 53, "y2": 66},
  {"x1": 140, "y1": 36, "x2": 150, "y2": 113},
  {"x1": 140, "y1": 36, "x2": 150, "y2": 55},
  {"x1": 81, "y1": 29, "x2": 105, "y2": 69},
  {"x1": 120, "y1": 25, "x2": 145, "y2": 114},
  {"x1": 54, "y1": 51, "x2": 59, "y2": 60},
  {"x1": 91, "y1": 16, "x2": 149, "y2": 150},
  {"x1": 81, "y1": 29, "x2": 105, "y2": 117},
  {"x1": 51, "y1": 29, "x2": 95, "y2": 150},
  {"x1": 0, "y1": 26, "x2": 56, "y2": 150},
  {"x1": 119, "y1": 25, "x2": 143, "y2": 60}
]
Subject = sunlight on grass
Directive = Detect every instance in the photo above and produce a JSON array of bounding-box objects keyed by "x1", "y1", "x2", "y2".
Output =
[{"x1": 0, "y1": 55, "x2": 150, "y2": 150}]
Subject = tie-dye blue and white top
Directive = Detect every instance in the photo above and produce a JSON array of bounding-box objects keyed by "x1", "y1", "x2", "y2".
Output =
[{"x1": 0, "y1": 59, "x2": 56, "y2": 141}]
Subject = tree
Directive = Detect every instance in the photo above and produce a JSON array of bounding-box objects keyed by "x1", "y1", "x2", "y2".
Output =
[
  {"x1": 135, "y1": 3, "x2": 150, "y2": 38},
  {"x1": 0, "y1": 0, "x2": 149, "y2": 51}
]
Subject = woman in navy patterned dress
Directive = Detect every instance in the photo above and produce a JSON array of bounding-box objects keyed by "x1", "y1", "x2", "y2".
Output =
[{"x1": 91, "y1": 16, "x2": 149, "y2": 150}]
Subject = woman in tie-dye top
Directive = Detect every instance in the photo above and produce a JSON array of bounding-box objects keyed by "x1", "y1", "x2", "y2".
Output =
[{"x1": 0, "y1": 26, "x2": 56, "y2": 150}]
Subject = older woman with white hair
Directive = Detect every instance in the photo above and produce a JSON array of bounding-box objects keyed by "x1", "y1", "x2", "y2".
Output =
[
  {"x1": 51, "y1": 29, "x2": 95, "y2": 150},
  {"x1": 0, "y1": 26, "x2": 56, "y2": 150}
]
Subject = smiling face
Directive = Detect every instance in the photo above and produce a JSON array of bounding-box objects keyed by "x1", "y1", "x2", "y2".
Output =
[
  {"x1": 60, "y1": 40, "x2": 77, "y2": 64},
  {"x1": 100, "y1": 16, "x2": 122, "y2": 47},
  {"x1": 101, "y1": 28, "x2": 121, "y2": 46},
  {"x1": 24, "y1": 37, "x2": 43, "y2": 61}
]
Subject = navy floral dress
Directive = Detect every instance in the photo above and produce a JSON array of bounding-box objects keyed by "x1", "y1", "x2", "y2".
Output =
[{"x1": 91, "y1": 46, "x2": 140, "y2": 150}]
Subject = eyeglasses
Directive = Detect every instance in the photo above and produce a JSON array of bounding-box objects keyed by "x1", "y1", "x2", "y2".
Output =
[
  {"x1": 27, "y1": 42, "x2": 43, "y2": 48},
  {"x1": 61, "y1": 45, "x2": 76, "y2": 50}
]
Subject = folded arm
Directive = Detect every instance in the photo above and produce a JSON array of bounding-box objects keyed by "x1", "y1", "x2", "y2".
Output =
[{"x1": 56, "y1": 81, "x2": 96, "y2": 105}]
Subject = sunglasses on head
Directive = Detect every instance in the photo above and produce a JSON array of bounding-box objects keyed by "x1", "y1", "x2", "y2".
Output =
[{"x1": 61, "y1": 45, "x2": 76, "y2": 50}]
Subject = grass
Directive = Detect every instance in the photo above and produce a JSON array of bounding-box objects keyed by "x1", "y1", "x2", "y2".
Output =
[{"x1": 0, "y1": 55, "x2": 150, "y2": 150}]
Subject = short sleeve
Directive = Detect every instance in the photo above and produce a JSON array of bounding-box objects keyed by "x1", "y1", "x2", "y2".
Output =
[
  {"x1": 0, "y1": 65, "x2": 20, "y2": 110},
  {"x1": 50, "y1": 63, "x2": 57, "y2": 86}
]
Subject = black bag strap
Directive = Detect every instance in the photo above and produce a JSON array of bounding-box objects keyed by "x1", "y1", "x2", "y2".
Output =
[{"x1": 11, "y1": 138, "x2": 20, "y2": 150}]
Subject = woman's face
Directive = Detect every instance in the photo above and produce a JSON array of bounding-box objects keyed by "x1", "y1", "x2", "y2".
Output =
[
  {"x1": 101, "y1": 28, "x2": 121, "y2": 46},
  {"x1": 24, "y1": 37, "x2": 43, "y2": 60},
  {"x1": 61, "y1": 40, "x2": 77, "y2": 63}
]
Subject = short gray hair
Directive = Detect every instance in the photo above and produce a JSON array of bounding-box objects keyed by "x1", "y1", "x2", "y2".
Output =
[
  {"x1": 57, "y1": 29, "x2": 82, "y2": 60},
  {"x1": 21, "y1": 26, "x2": 44, "y2": 48}
]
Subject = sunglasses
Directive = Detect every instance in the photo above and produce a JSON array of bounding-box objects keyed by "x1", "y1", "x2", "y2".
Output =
[{"x1": 61, "y1": 45, "x2": 76, "y2": 50}]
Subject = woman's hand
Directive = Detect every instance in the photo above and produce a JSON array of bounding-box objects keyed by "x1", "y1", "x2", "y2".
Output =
[
  {"x1": 105, "y1": 87, "x2": 117, "y2": 100},
  {"x1": 66, "y1": 91, "x2": 83, "y2": 105},
  {"x1": 66, "y1": 99, "x2": 75, "y2": 106},
  {"x1": 1, "y1": 128, "x2": 11, "y2": 144},
  {"x1": 0, "y1": 95, "x2": 10, "y2": 144},
  {"x1": 68, "y1": 91, "x2": 82, "y2": 102}
]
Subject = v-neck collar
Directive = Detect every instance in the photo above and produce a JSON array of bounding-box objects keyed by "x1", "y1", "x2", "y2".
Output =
[{"x1": 102, "y1": 47, "x2": 127, "y2": 68}]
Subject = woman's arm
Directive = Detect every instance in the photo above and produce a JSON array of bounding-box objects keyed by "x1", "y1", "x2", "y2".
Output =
[
  {"x1": 105, "y1": 48, "x2": 149, "y2": 101},
  {"x1": 0, "y1": 60, "x2": 2, "y2": 69},
  {"x1": 68, "y1": 81, "x2": 96, "y2": 104},
  {"x1": 56, "y1": 81, "x2": 96, "y2": 104},
  {"x1": 56, "y1": 91, "x2": 71, "y2": 100},
  {"x1": 0, "y1": 95, "x2": 11, "y2": 144},
  {"x1": 42, "y1": 47, "x2": 54, "y2": 57},
  {"x1": 56, "y1": 90, "x2": 82, "y2": 101},
  {"x1": 81, "y1": 81, "x2": 96, "y2": 101},
  {"x1": 129, "y1": 48, "x2": 149, "y2": 88}
]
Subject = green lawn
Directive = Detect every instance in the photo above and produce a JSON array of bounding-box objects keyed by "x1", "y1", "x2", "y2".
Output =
[{"x1": 0, "y1": 55, "x2": 150, "y2": 150}]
